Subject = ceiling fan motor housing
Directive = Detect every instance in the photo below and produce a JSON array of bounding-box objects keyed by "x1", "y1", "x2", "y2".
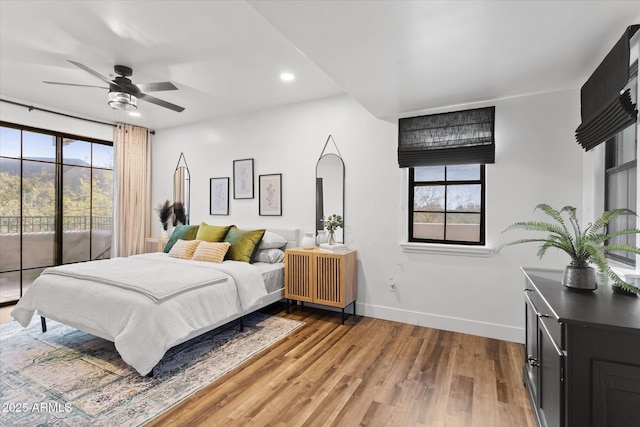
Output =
[{"x1": 111, "y1": 76, "x2": 138, "y2": 95}]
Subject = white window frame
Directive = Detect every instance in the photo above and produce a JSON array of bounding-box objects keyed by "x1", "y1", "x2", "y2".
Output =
[{"x1": 589, "y1": 32, "x2": 640, "y2": 283}]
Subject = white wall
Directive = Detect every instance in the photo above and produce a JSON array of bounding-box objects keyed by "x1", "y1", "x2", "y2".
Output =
[{"x1": 151, "y1": 90, "x2": 583, "y2": 343}]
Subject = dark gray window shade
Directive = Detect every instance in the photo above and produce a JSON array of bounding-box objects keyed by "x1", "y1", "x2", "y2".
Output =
[
  {"x1": 576, "y1": 89, "x2": 637, "y2": 151},
  {"x1": 398, "y1": 106, "x2": 495, "y2": 168},
  {"x1": 576, "y1": 25, "x2": 639, "y2": 151}
]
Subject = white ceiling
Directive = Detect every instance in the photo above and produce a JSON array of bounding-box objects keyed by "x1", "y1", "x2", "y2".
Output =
[{"x1": 1, "y1": 1, "x2": 638, "y2": 131}]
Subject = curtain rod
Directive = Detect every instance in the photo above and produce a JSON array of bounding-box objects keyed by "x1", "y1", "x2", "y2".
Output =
[{"x1": 0, "y1": 98, "x2": 156, "y2": 134}]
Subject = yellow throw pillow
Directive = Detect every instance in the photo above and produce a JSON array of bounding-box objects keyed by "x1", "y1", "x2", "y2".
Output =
[
  {"x1": 168, "y1": 239, "x2": 201, "y2": 260},
  {"x1": 224, "y1": 226, "x2": 265, "y2": 262},
  {"x1": 195, "y1": 222, "x2": 231, "y2": 242},
  {"x1": 192, "y1": 241, "x2": 231, "y2": 263}
]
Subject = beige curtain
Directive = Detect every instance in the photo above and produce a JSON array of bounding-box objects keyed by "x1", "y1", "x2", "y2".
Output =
[{"x1": 113, "y1": 123, "x2": 151, "y2": 257}]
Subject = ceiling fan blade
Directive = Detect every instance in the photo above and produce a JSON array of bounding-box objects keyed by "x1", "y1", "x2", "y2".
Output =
[
  {"x1": 67, "y1": 60, "x2": 119, "y2": 87},
  {"x1": 137, "y1": 93, "x2": 185, "y2": 112},
  {"x1": 136, "y1": 82, "x2": 178, "y2": 92},
  {"x1": 43, "y1": 81, "x2": 108, "y2": 89}
]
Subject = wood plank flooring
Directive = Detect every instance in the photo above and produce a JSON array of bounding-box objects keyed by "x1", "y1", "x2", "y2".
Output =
[{"x1": 148, "y1": 304, "x2": 535, "y2": 427}]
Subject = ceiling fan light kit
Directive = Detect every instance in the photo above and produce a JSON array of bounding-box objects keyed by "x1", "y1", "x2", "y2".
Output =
[{"x1": 108, "y1": 91, "x2": 137, "y2": 110}]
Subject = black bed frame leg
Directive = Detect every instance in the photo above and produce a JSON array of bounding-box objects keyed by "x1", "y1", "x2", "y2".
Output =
[
  {"x1": 240, "y1": 316, "x2": 244, "y2": 332},
  {"x1": 40, "y1": 316, "x2": 47, "y2": 333}
]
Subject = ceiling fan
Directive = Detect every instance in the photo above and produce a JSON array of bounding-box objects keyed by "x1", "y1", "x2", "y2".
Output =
[{"x1": 43, "y1": 60, "x2": 185, "y2": 112}]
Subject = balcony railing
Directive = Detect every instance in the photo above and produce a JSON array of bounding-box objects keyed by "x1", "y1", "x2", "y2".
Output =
[{"x1": 0, "y1": 216, "x2": 112, "y2": 234}]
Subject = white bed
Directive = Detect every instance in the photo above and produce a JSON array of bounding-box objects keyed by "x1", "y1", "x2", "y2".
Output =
[{"x1": 11, "y1": 228, "x2": 298, "y2": 376}]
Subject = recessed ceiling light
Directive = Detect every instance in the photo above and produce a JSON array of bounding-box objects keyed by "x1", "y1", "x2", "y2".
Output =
[
  {"x1": 129, "y1": 111, "x2": 141, "y2": 117},
  {"x1": 280, "y1": 72, "x2": 295, "y2": 82}
]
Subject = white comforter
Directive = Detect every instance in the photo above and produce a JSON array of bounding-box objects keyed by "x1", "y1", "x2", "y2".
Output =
[
  {"x1": 39, "y1": 255, "x2": 229, "y2": 302},
  {"x1": 11, "y1": 253, "x2": 268, "y2": 375}
]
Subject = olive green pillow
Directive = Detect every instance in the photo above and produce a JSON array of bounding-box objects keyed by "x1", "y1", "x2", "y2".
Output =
[
  {"x1": 195, "y1": 222, "x2": 232, "y2": 243},
  {"x1": 164, "y1": 224, "x2": 200, "y2": 253},
  {"x1": 224, "y1": 226, "x2": 265, "y2": 262}
]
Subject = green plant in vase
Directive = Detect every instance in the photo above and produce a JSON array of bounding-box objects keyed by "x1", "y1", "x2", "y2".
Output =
[
  {"x1": 501, "y1": 204, "x2": 640, "y2": 295},
  {"x1": 324, "y1": 214, "x2": 343, "y2": 245}
]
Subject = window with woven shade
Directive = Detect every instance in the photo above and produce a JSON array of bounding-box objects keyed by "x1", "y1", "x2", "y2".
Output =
[{"x1": 399, "y1": 106, "x2": 494, "y2": 245}]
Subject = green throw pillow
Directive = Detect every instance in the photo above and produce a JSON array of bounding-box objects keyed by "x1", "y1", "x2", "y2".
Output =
[
  {"x1": 195, "y1": 222, "x2": 232, "y2": 242},
  {"x1": 164, "y1": 224, "x2": 200, "y2": 253},
  {"x1": 224, "y1": 226, "x2": 265, "y2": 262}
]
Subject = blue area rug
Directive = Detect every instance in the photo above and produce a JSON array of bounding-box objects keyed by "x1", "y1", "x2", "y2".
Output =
[{"x1": 0, "y1": 312, "x2": 303, "y2": 426}]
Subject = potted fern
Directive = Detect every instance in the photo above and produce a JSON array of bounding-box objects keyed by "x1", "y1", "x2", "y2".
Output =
[{"x1": 501, "y1": 204, "x2": 640, "y2": 295}]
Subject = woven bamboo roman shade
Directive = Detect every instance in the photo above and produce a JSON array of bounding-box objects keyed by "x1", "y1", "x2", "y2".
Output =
[
  {"x1": 398, "y1": 106, "x2": 495, "y2": 167},
  {"x1": 575, "y1": 25, "x2": 639, "y2": 151}
]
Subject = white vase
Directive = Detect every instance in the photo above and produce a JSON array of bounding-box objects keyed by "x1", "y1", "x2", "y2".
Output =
[
  {"x1": 301, "y1": 232, "x2": 315, "y2": 249},
  {"x1": 316, "y1": 230, "x2": 328, "y2": 245}
]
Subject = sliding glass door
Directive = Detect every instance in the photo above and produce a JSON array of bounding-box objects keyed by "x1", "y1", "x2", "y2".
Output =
[
  {"x1": 0, "y1": 123, "x2": 112, "y2": 306},
  {"x1": 61, "y1": 137, "x2": 113, "y2": 264}
]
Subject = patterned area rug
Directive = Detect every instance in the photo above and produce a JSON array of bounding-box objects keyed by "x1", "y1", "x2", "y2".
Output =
[{"x1": 0, "y1": 312, "x2": 303, "y2": 426}]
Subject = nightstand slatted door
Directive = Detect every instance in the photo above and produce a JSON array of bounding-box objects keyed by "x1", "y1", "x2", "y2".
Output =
[
  {"x1": 315, "y1": 256, "x2": 342, "y2": 306},
  {"x1": 285, "y1": 252, "x2": 313, "y2": 301}
]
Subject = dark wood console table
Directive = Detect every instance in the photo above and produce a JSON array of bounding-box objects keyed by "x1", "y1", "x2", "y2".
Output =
[{"x1": 521, "y1": 267, "x2": 640, "y2": 427}]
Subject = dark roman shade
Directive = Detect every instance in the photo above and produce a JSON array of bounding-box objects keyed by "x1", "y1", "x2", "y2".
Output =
[
  {"x1": 398, "y1": 106, "x2": 495, "y2": 168},
  {"x1": 576, "y1": 25, "x2": 639, "y2": 151}
]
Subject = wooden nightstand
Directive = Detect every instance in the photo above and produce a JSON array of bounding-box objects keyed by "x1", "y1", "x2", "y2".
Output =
[
  {"x1": 145, "y1": 237, "x2": 168, "y2": 253},
  {"x1": 284, "y1": 247, "x2": 357, "y2": 324}
]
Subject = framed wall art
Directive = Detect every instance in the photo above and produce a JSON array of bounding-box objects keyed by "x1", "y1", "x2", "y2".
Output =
[
  {"x1": 259, "y1": 173, "x2": 282, "y2": 216},
  {"x1": 233, "y1": 158, "x2": 254, "y2": 199},
  {"x1": 210, "y1": 177, "x2": 229, "y2": 215}
]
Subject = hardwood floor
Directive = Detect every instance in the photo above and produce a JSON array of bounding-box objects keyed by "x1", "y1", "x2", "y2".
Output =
[{"x1": 148, "y1": 304, "x2": 536, "y2": 427}]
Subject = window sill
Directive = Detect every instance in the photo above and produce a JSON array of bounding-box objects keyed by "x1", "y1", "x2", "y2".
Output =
[
  {"x1": 399, "y1": 242, "x2": 494, "y2": 258},
  {"x1": 608, "y1": 261, "x2": 640, "y2": 288}
]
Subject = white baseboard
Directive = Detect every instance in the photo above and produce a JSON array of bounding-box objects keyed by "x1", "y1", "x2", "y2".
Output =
[
  {"x1": 355, "y1": 302, "x2": 525, "y2": 344},
  {"x1": 291, "y1": 300, "x2": 525, "y2": 344}
]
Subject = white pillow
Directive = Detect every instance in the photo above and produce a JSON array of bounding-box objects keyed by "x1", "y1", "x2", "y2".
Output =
[
  {"x1": 259, "y1": 231, "x2": 287, "y2": 249},
  {"x1": 253, "y1": 248, "x2": 285, "y2": 263}
]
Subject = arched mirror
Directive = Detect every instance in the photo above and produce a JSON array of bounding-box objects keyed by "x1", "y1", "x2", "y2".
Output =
[
  {"x1": 316, "y1": 135, "x2": 345, "y2": 243},
  {"x1": 173, "y1": 152, "x2": 190, "y2": 225}
]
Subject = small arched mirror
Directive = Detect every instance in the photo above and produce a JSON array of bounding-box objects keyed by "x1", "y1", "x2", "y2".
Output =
[
  {"x1": 316, "y1": 135, "x2": 345, "y2": 243},
  {"x1": 173, "y1": 152, "x2": 190, "y2": 225}
]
